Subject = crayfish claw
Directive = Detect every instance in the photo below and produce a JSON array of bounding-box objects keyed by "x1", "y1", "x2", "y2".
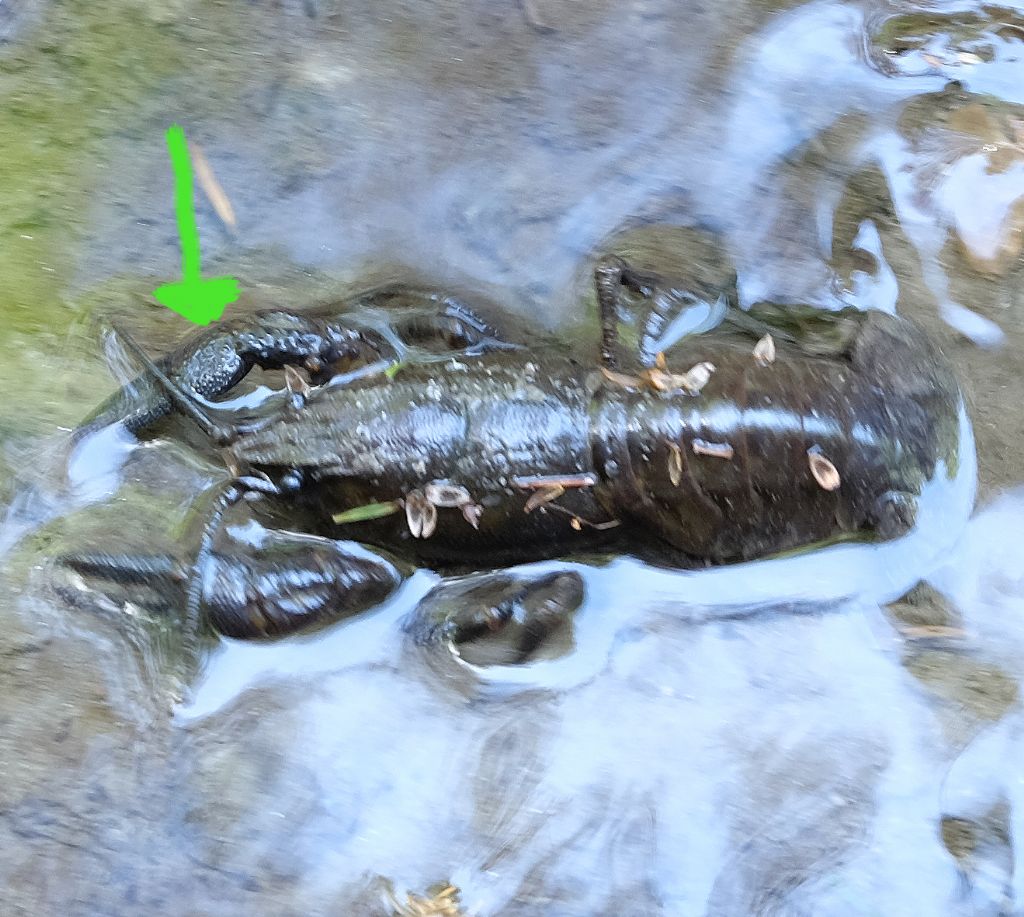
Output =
[
  {"x1": 59, "y1": 531, "x2": 402, "y2": 641},
  {"x1": 201, "y1": 535, "x2": 401, "y2": 639}
]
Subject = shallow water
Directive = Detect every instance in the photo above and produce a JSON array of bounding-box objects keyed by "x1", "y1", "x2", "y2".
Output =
[{"x1": 2, "y1": 0, "x2": 1024, "y2": 914}]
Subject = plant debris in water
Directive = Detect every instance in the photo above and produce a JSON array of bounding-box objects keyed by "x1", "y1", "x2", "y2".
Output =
[
  {"x1": 753, "y1": 333, "x2": 776, "y2": 366},
  {"x1": 524, "y1": 483, "x2": 565, "y2": 513},
  {"x1": 807, "y1": 448, "x2": 842, "y2": 490},
  {"x1": 386, "y1": 882, "x2": 466, "y2": 917},
  {"x1": 692, "y1": 438, "x2": 734, "y2": 460},
  {"x1": 189, "y1": 140, "x2": 237, "y2": 230},
  {"x1": 331, "y1": 501, "x2": 401, "y2": 524},
  {"x1": 405, "y1": 489, "x2": 438, "y2": 538},
  {"x1": 424, "y1": 481, "x2": 473, "y2": 508},
  {"x1": 667, "y1": 441, "x2": 684, "y2": 485},
  {"x1": 602, "y1": 358, "x2": 716, "y2": 394}
]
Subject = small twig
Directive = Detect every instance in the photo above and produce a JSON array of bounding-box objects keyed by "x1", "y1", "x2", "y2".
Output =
[
  {"x1": 512, "y1": 473, "x2": 598, "y2": 489},
  {"x1": 189, "y1": 140, "x2": 237, "y2": 230},
  {"x1": 691, "y1": 439, "x2": 734, "y2": 460},
  {"x1": 539, "y1": 500, "x2": 621, "y2": 531}
]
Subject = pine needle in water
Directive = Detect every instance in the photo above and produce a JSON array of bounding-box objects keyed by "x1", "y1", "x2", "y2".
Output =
[
  {"x1": 189, "y1": 141, "x2": 237, "y2": 229},
  {"x1": 332, "y1": 501, "x2": 401, "y2": 524}
]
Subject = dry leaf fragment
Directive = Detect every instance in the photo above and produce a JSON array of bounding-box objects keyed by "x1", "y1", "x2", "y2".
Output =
[
  {"x1": 284, "y1": 364, "x2": 312, "y2": 397},
  {"x1": 753, "y1": 333, "x2": 776, "y2": 366},
  {"x1": 524, "y1": 483, "x2": 564, "y2": 513},
  {"x1": 679, "y1": 361, "x2": 715, "y2": 393},
  {"x1": 424, "y1": 481, "x2": 472, "y2": 507},
  {"x1": 601, "y1": 366, "x2": 645, "y2": 389},
  {"x1": 461, "y1": 503, "x2": 483, "y2": 529},
  {"x1": 807, "y1": 448, "x2": 841, "y2": 490},
  {"x1": 692, "y1": 438, "x2": 734, "y2": 460},
  {"x1": 643, "y1": 361, "x2": 716, "y2": 394},
  {"x1": 655, "y1": 351, "x2": 668, "y2": 370},
  {"x1": 188, "y1": 141, "x2": 237, "y2": 229},
  {"x1": 921, "y1": 52, "x2": 945, "y2": 69},
  {"x1": 570, "y1": 517, "x2": 582, "y2": 531},
  {"x1": 641, "y1": 367, "x2": 674, "y2": 391},
  {"x1": 405, "y1": 489, "x2": 438, "y2": 538},
  {"x1": 419, "y1": 503, "x2": 438, "y2": 538},
  {"x1": 388, "y1": 881, "x2": 464, "y2": 917},
  {"x1": 641, "y1": 367, "x2": 673, "y2": 391},
  {"x1": 667, "y1": 442, "x2": 683, "y2": 485}
]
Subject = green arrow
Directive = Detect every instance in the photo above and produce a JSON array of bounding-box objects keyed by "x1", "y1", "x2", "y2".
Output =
[{"x1": 152, "y1": 124, "x2": 239, "y2": 325}]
